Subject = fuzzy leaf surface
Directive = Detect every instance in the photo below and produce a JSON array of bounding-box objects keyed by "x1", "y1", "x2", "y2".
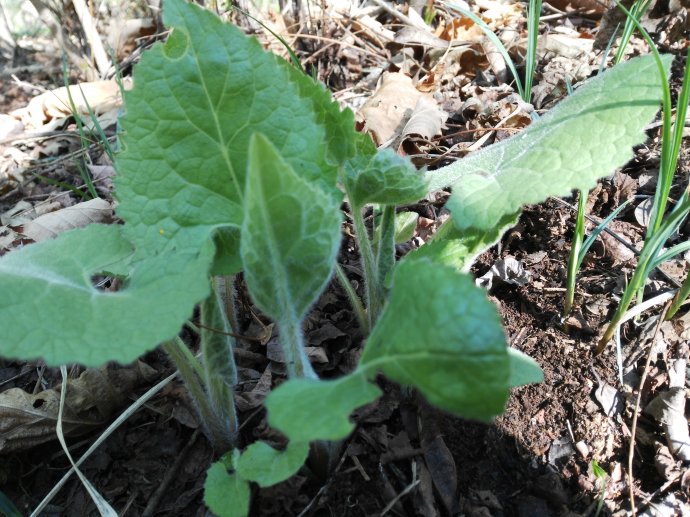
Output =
[
  {"x1": 0, "y1": 224, "x2": 212, "y2": 365},
  {"x1": 266, "y1": 373, "x2": 382, "y2": 442},
  {"x1": 116, "y1": 0, "x2": 348, "y2": 259},
  {"x1": 343, "y1": 149, "x2": 427, "y2": 208},
  {"x1": 236, "y1": 441, "x2": 309, "y2": 487},
  {"x1": 361, "y1": 259, "x2": 512, "y2": 420},
  {"x1": 241, "y1": 133, "x2": 342, "y2": 320},
  {"x1": 427, "y1": 54, "x2": 671, "y2": 231}
]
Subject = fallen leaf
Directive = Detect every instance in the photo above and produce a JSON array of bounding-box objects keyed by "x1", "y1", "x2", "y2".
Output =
[{"x1": 22, "y1": 198, "x2": 114, "y2": 242}]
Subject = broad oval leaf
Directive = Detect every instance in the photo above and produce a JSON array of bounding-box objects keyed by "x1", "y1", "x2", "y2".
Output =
[
  {"x1": 236, "y1": 440, "x2": 309, "y2": 487},
  {"x1": 116, "y1": 0, "x2": 348, "y2": 256},
  {"x1": 361, "y1": 258, "x2": 513, "y2": 420},
  {"x1": 241, "y1": 133, "x2": 342, "y2": 321},
  {"x1": 266, "y1": 373, "x2": 382, "y2": 442},
  {"x1": 427, "y1": 54, "x2": 671, "y2": 231},
  {"x1": 0, "y1": 224, "x2": 212, "y2": 365}
]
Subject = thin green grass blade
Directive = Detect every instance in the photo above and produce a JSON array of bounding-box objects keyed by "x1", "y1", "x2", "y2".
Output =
[
  {"x1": 524, "y1": 0, "x2": 542, "y2": 102},
  {"x1": 578, "y1": 198, "x2": 633, "y2": 270}
]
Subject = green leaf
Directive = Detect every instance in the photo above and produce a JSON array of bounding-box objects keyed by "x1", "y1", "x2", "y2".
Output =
[
  {"x1": 236, "y1": 441, "x2": 309, "y2": 487},
  {"x1": 427, "y1": 54, "x2": 672, "y2": 231},
  {"x1": 405, "y1": 212, "x2": 520, "y2": 272},
  {"x1": 508, "y1": 348, "x2": 543, "y2": 387},
  {"x1": 361, "y1": 259, "x2": 510, "y2": 420},
  {"x1": 210, "y1": 227, "x2": 242, "y2": 276},
  {"x1": 266, "y1": 373, "x2": 382, "y2": 442},
  {"x1": 394, "y1": 212, "x2": 419, "y2": 244},
  {"x1": 115, "y1": 0, "x2": 343, "y2": 259},
  {"x1": 204, "y1": 455, "x2": 250, "y2": 517},
  {"x1": 241, "y1": 133, "x2": 342, "y2": 320},
  {"x1": 343, "y1": 149, "x2": 427, "y2": 208},
  {"x1": 0, "y1": 224, "x2": 212, "y2": 366}
]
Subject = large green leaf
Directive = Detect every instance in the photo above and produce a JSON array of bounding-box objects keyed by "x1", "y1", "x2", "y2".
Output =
[
  {"x1": 236, "y1": 441, "x2": 309, "y2": 487},
  {"x1": 241, "y1": 133, "x2": 342, "y2": 320},
  {"x1": 361, "y1": 258, "x2": 513, "y2": 420},
  {"x1": 115, "y1": 0, "x2": 348, "y2": 258},
  {"x1": 427, "y1": 54, "x2": 671, "y2": 231},
  {"x1": 266, "y1": 373, "x2": 382, "y2": 442},
  {"x1": 0, "y1": 224, "x2": 212, "y2": 365}
]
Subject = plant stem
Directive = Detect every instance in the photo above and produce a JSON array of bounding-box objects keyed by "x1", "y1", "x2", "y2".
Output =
[
  {"x1": 335, "y1": 264, "x2": 368, "y2": 334},
  {"x1": 163, "y1": 337, "x2": 234, "y2": 451},
  {"x1": 201, "y1": 278, "x2": 239, "y2": 448},
  {"x1": 279, "y1": 311, "x2": 317, "y2": 379},
  {"x1": 564, "y1": 190, "x2": 586, "y2": 318},
  {"x1": 376, "y1": 205, "x2": 396, "y2": 292},
  {"x1": 351, "y1": 203, "x2": 383, "y2": 329}
]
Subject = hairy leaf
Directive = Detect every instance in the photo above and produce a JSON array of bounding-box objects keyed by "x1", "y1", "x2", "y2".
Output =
[
  {"x1": 116, "y1": 0, "x2": 347, "y2": 259},
  {"x1": 266, "y1": 373, "x2": 382, "y2": 442},
  {"x1": 0, "y1": 224, "x2": 212, "y2": 365},
  {"x1": 361, "y1": 259, "x2": 513, "y2": 420},
  {"x1": 241, "y1": 133, "x2": 342, "y2": 320},
  {"x1": 236, "y1": 440, "x2": 309, "y2": 487},
  {"x1": 428, "y1": 54, "x2": 671, "y2": 231},
  {"x1": 342, "y1": 149, "x2": 427, "y2": 208}
]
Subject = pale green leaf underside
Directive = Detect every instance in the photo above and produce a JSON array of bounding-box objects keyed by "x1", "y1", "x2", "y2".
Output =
[
  {"x1": 204, "y1": 460, "x2": 250, "y2": 517},
  {"x1": 362, "y1": 259, "x2": 512, "y2": 420},
  {"x1": 236, "y1": 440, "x2": 309, "y2": 487},
  {"x1": 0, "y1": 224, "x2": 212, "y2": 366},
  {"x1": 343, "y1": 149, "x2": 427, "y2": 208},
  {"x1": 241, "y1": 134, "x2": 342, "y2": 320},
  {"x1": 266, "y1": 374, "x2": 382, "y2": 442},
  {"x1": 427, "y1": 54, "x2": 671, "y2": 231},
  {"x1": 115, "y1": 0, "x2": 343, "y2": 256},
  {"x1": 508, "y1": 348, "x2": 544, "y2": 387},
  {"x1": 405, "y1": 212, "x2": 520, "y2": 272}
]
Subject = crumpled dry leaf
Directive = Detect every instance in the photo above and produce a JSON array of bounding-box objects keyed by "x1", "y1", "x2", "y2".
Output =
[
  {"x1": 477, "y1": 256, "x2": 530, "y2": 290},
  {"x1": 645, "y1": 359, "x2": 690, "y2": 462},
  {"x1": 356, "y1": 72, "x2": 445, "y2": 146},
  {"x1": 107, "y1": 18, "x2": 156, "y2": 60},
  {"x1": 12, "y1": 79, "x2": 132, "y2": 129},
  {"x1": 0, "y1": 362, "x2": 157, "y2": 454},
  {"x1": 21, "y1": 197, "x2": 113, "y2": 242}
]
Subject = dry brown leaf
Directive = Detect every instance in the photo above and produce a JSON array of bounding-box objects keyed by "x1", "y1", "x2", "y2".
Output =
[
  {"x1": 107, "y1": 18, "x2": 156, "y2": 60},
  {"x1": 22, "y1": 197, "x2": 113, "y2": 242},
  {"x1": 0, "y1": 362, "x2": 157, "y2": 454},
  {"x1": 13, "y1": 79, "x2": 132, "y2": 129},
  {"x1": 356, "y1": 72, "x2": 444, "y2": 146}
]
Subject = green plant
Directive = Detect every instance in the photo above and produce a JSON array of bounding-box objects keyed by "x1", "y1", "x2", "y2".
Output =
[
  {"x1": 597, "y1": 4, "x2": 690, "y2": 351},
  {"x1": 591, "y1": 459, "x2": 608, "y2": 517},
  {"x1": 0, "y1": 0, "x2": 671, "y2": 514}
]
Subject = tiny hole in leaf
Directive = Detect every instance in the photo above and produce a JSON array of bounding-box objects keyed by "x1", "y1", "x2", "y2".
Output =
[{"x1": 33, "y1": 398, "x2": 44, "y2": 408}]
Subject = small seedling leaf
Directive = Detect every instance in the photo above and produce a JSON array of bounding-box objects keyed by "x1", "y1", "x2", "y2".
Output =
[
  {"x1": 204, "y1": 456, "x2": 250, "y2": 517},
  {"x1": 342, "y1": 149, "x2": 427, "y2": 208},
  {"x1": 0, "y1": 224, "x2": 212, "y2": 365},
  {"x1": 241, "y1": 133, "x2": 342, "y2": 321},
  {"x1": 361, "y1": 258, "x2": 512, "y2": 420},
  {"x1": 394, "y1": 212, "x2": 419, "y2": 244},
  {"x1": 236, "y1": 440, "x2": 309, "y2": 487},
  {"x1": 428, "y1": 54, "x2": 671, "y2": 232},
  {"x1": 266, "y1": 373, "x2": 382, "y2": 442}
]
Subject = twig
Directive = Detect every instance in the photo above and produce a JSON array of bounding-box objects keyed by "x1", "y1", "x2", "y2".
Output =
[
  {"x1": 71, "y1": 0, "x2": 111, "y2": 77},
  {"x1": 369, "y1": 0, "x2": 430, "y2": 31},
  {"x1": 627, "y1": 302, "x2": 671, "y2": 517}
]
